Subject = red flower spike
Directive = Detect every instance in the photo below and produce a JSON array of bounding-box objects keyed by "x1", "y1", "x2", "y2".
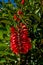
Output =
[
  {"x1": 21, "y1": 0, "x2": 25, "y2": 5},
  {"x1": 10, "y1": 23, "x2": 32, "y2": 55}
]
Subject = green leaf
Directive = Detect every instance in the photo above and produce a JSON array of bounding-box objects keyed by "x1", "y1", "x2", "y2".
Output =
[
  {"x1": 32, "y1": 39, "x2": 36, "y2": 49},
  {"x1": 0, "y1": 31, "x2": 3, "y2": 39},
  {"x1": 0, "y1": 58, "x2": 6, "y2": 63},
  {"x1": 33, "y1": 24, "x2": 38, "y2": 33}
]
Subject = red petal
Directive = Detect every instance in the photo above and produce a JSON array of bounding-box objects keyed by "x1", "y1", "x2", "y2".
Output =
[
  {"x1": 17, "y1": 18, "x2": 20, "y2": 22},
  {"x1": 13, "y1": 48, "x2": 19, "y2": 55},
  {"x1": 17, "y1": 10, "x2": 23, "y2": 15},
  {"x1": 13, "y1": 14, "x2": 17, "y2": 20},
  {"x1": 21, "y1": 0, "x2": 25, "y2": 5}
]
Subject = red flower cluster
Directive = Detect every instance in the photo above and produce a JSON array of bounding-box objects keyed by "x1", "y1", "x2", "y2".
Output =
[
  {"x1": 13, "y1": 10, "x2": 23, "y2": 22},
  {"x1": 10, "y1": 23, "x2": 32, "y2": 55},
  {"x1": 21, "y1": 0, "x2": 25, "y2": 5}
]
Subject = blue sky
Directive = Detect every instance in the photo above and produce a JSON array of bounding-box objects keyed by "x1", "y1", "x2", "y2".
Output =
[
  {"x1": 0, "y1": 0, "x2": 14, "y2": 3},
  {"x1": 0, "y1": 0, "x2": 17, "y2": 7}
]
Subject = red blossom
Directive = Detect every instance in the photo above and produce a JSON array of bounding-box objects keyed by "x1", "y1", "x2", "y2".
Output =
[
  {"x1": 10, "y1": 23, "x2": 32, "y2": 55},
  {"x1": 21, "y1": 0, "x2": 25, "y2": 5}
]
